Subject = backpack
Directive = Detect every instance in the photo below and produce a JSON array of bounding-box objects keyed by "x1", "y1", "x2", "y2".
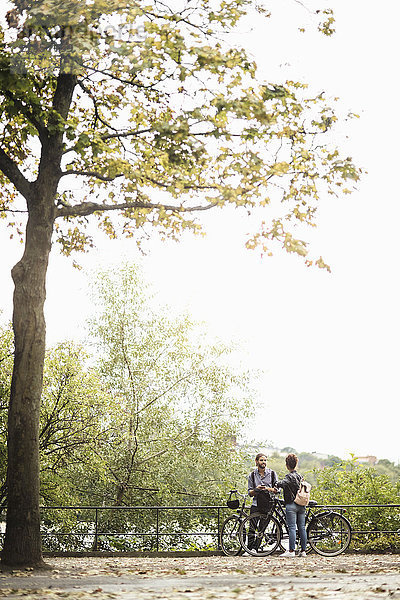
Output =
[{"x1": 294, "y1": 478, "x2": 312, "y2": 506}]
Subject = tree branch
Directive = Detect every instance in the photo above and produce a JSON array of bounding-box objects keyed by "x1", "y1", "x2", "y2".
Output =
[
  {"x1": 56, "y1": 199, "x2": 217, "y2": 218},
  {"x1": 0, "y1": 208, "x2": 28, "y2": 214},
  {"x1": 60, "y1": 169, "x2": 218, "y2": 194},
  {"x1": 136, "y1": 371, "x2": 194, "y2": 417},
  {"x1": 77, "y1": 79, "x2": 120, "y2": 134},
  {"x1": 0, "y1": 148, "x2": 32, "y2": 200},
  {"x1": 83, "y1": 63, "x2": 168, "y2": 90},
  {"x1": 101, "y1": 128, "x2": 154, "y2": 141},
  {"x1": 1, "y1": 89, "x2": 48, "y2": 143},
  {"x1": 52, "y1": 73, "x2": 78, "y2": 121},
  {"x1": 60, "y1": 169, "x2": 125, "y2": 182},
  {"x1": 145, "y1": 176, "x2": 218, "y2": 192},
  {"x1": 135, "y1": 427, "x2": 200, "y2": 467}
]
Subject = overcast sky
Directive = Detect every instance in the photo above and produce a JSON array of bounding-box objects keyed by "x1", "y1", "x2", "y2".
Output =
[{"x1": 1, "y1": 0, "x2": 399, "y2": 464}]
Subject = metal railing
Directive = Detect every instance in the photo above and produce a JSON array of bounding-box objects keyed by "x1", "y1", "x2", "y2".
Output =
[
  {"x1": 41, "y1": 504, "x2": 225, "y2": 552},
  {"x1": 0, "y1": 503, "x2": 399, "y2": 553},
  {"x1": 19, "y1": 505, "x2": 227, "y2": 553}
]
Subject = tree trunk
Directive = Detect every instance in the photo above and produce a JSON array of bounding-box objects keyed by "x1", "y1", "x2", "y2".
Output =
[{"x1": 1, "y1": 201, "x2": 54, "y2": 567}]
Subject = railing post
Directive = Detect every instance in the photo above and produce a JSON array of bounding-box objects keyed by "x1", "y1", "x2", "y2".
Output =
[
  {"x1": 217, "y1": 507, "x2": 221, "y2": 550},
  {"x1": 156, "y1": 508, "x2": 160, "y2": 552},
  {"x1": 93, "y1": 508, "x2": 99, "y2": 551}
]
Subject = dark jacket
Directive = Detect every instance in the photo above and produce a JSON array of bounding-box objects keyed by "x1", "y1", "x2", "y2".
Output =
[{"x1": 276, "y1": 470, "x2": 302, "y2": 505}]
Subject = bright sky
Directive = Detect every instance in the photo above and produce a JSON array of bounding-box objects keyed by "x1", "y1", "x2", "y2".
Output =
[{"x1": 1, "y1": 0, "x2": 399, "y2": 464}]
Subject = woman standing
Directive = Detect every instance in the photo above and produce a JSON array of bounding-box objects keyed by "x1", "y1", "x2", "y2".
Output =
[{"x1": 274, "y1": 453, "x2": 307, "y2": 557}]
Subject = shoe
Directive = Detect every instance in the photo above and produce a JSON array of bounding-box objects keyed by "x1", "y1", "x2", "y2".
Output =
[
  {"x1": 298, "y1": 551, "x2": 307, "y2": 557},
  {"x1": 280, "y1": 551, "x2": 296, "y2": 557}
]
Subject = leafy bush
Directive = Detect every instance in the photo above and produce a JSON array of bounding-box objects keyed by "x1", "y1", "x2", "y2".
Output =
[{"x1": 311, "y1": 459, "x2": 400, "y2": 552}]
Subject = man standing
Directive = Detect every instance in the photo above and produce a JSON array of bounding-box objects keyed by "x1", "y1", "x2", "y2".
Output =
[
  {"x1": 248, "y1": 453, "x2": 278, "y2": 510},
  {"x1": 247, "y1": 453, "x2": 277, "y2": 550}
]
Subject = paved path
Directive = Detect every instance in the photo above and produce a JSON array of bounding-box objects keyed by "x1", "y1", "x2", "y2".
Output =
[{"x1": 0, "y1": 554, "x2": 399, "y2": 599}]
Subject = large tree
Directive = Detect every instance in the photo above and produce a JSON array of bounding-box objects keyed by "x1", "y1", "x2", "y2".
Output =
[{"x1": 0, "y1": 0, "x2": 359, "y2": 566}]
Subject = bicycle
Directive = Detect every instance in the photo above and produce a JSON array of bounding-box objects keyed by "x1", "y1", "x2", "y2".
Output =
[
  {"x1": 219, "y1": 490, "x2": 249, "y2": 556},
  {"x1": 238, "y1": 492, "x2": 352, "y2": 557}
]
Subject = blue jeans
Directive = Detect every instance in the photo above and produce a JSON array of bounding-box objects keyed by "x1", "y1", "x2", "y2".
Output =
[{"x1": 286, "y1": 502, "x2": 307, "y2": 552}]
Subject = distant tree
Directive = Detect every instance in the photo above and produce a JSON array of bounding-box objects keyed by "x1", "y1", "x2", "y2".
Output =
[
  {"x1": 87, "y1": 264, "x2": 254, "y2": 507},
  {"x1": 375, "y1": 459, "x2": 400, "y2": 484},
  {"x1": 266, "y1": 449, "x2": 344, "y2": 484},
  {"x1": 0, "y1": 328, "x2": 110, "y2": 506},
  {"x1": 325, "y1": 455, "x2": 343, "y2": 467},
  {"x1": 0, "y1": 0, "x2": 360, "y2": 565}
]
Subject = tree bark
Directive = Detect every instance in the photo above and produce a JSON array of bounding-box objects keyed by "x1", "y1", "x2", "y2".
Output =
[
  {"x1": 1, "y1": 199, "x2": 54, "y2": 567},
  {"x1": 0, "y1": 69, "x2": 76, "y2": 567}
]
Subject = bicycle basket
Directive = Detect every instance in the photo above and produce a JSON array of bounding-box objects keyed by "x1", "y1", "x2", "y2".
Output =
[{"x1": 226, "y1": 491, "x2": 240, "y2": 509}]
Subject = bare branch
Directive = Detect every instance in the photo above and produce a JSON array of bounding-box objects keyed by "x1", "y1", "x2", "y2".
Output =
[
  {"x1": 144, "y1": 176, "x2": 218, "y2": 192},
  {"x1": 136, "y1": 372, "x2": 194, "y2": 416},
  {"x1": 101, "y1": 128, "x2": 154, "y2": 141},
  {"x1": 135, "y1": 427, "x2": 199, "y2": 467},
  {"x1": 60, "y1": 169, "x2": 125, "y2": 182},
  {"x1": 77, "y1": 79, "x2": 120, "y2": 134},
  {"x1": 83, "y1": 63, "x2": 170, "y2": 90},
  {"x1": 56, "y1": 199, "x2": 217, "y2": 218},
  {"x1": 0, "y1": 208, "x2": 28, "y2": 214}
]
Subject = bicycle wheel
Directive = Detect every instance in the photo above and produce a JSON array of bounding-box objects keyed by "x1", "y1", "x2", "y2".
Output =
[
  {"x1": 220, "y1": 515, "x2": 243, "y2": 556},
  {"x1": 239, "y1": 512, "x2": 281, "y2": 556},
  {"x1": 307, "y1": 512, "x2": 352, "y2": 556}
]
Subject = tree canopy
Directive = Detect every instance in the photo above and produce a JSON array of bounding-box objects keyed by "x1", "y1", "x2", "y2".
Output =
[{"x1": 1, "y1": 0, "x2": 359, "y2": 263}]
